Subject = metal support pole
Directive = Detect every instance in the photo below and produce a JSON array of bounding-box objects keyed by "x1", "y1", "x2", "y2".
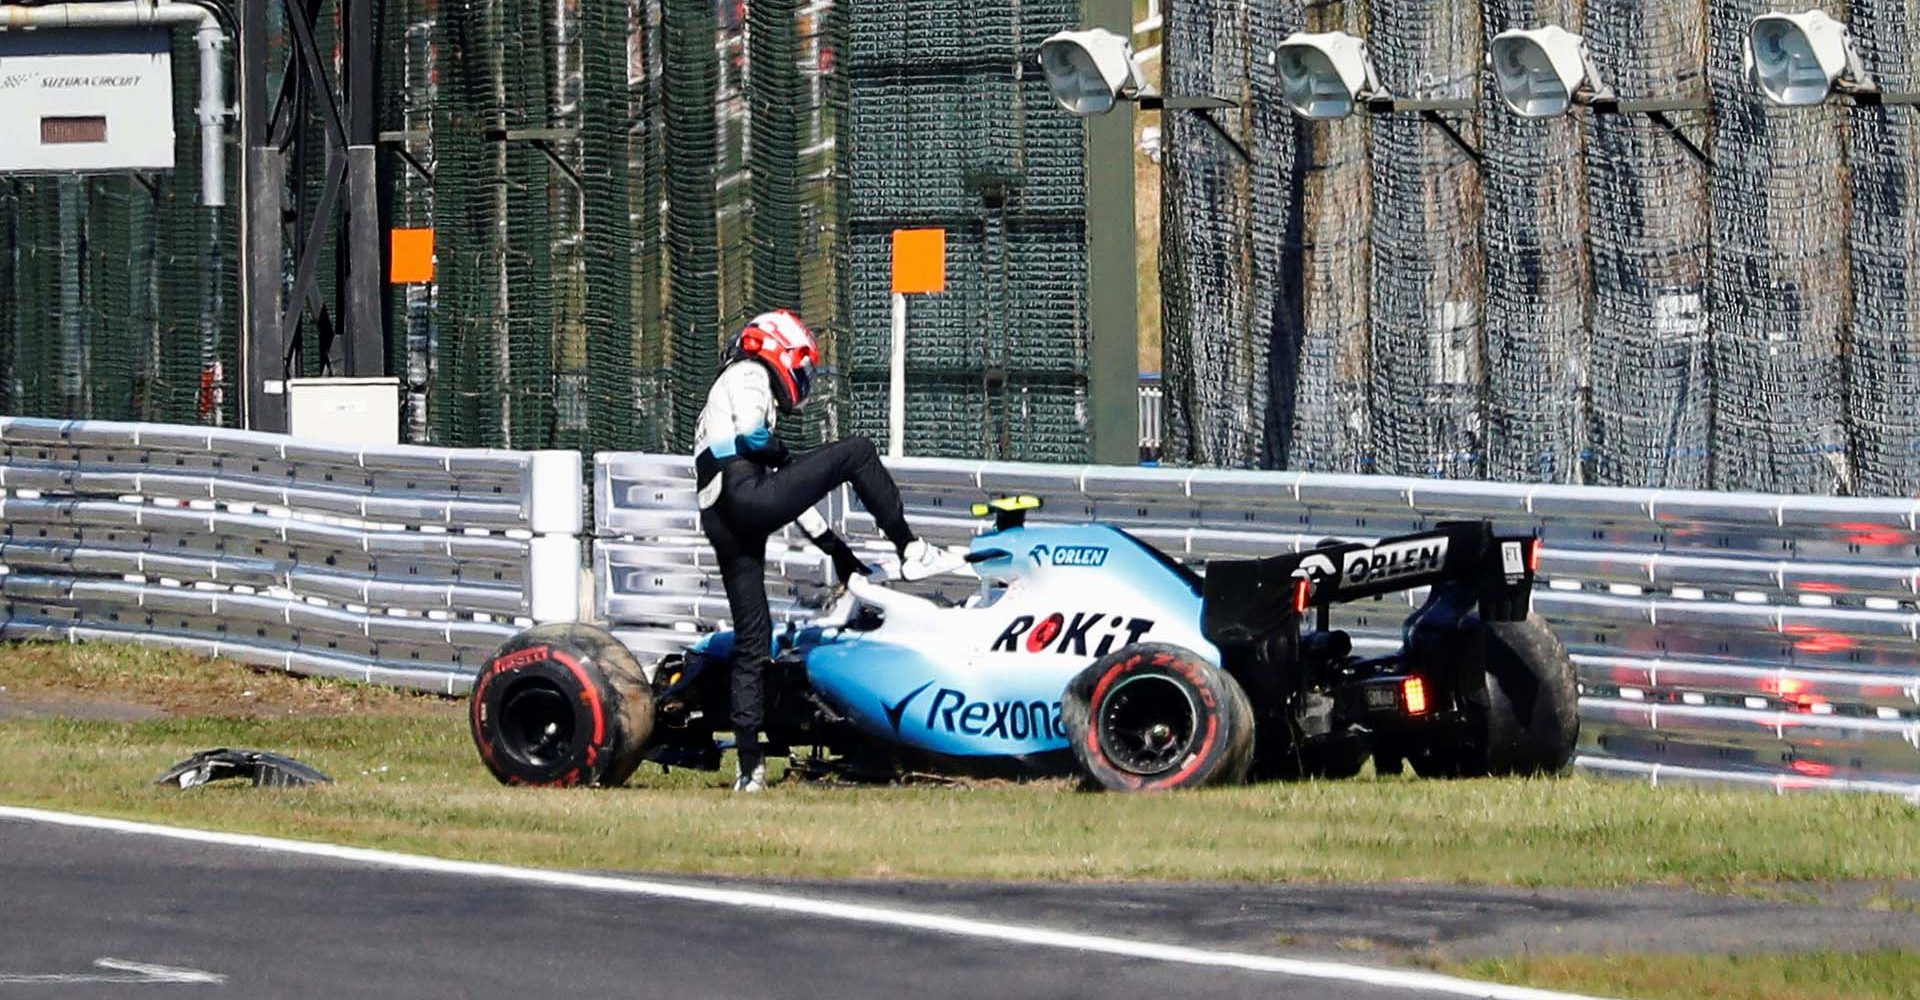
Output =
[
  {"x1": 1084, "y1": 0, "x2": 1139, "y2": 466},
  {"x1": 1644, "y1": 111, "x2": 1713, "y2": 170},
  {"x1": 341, "y1": 0, "x2": 383, "y2": 376},
  {"x1": 239, "y1": 0, "x2": 288, "y2": 431},
  {"x1": 1418, "y1": 110, "x2": 1482, "y2": 167}
]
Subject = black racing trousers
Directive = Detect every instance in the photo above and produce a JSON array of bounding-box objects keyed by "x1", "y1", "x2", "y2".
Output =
[{"x1": 699, "y1": 435, "x2": 916, "y2": 735}]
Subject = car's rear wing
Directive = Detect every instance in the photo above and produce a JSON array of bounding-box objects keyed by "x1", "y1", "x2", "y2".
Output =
[{"x1": 1200, "y1": 521, "x2": 1538, "y2": 650}]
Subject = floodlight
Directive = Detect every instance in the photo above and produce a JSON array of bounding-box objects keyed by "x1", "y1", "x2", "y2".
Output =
[
  {"x1": 1745, "y1": 11, "x2": 1866, "y2": 106},
  {"x1": 1039, "y1": 28, "x2": 1150, "y2": 116},
  {"x1": 1273, "y1": 31, "x2": 1379, "y2": 120},
  {"x1": 1489, "y1": 25, "x2": 1606, "y2": 118}
]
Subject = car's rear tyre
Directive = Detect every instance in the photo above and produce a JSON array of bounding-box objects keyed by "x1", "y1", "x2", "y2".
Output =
[
  {"x1": 1062, "y1": 643, "x2": 1255, "y2": 791},
  {"x1": 471, "y1": 624, "x2": 655, "y2": 787},
  {"x1": 1480, "y1": 615, "x2": 1579, "y2": 775},
  {"x1": 1408, "y1": 614, "x2": 1578, "y2": 778}
]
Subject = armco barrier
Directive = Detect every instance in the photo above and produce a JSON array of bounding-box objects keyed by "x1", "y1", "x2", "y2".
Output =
[
  {"x1": 595, "y1": 453, "x2": 1920, "y2": 795},
  {"x1": 0, "y1": 418, "x2": 582, "y2": 693}
]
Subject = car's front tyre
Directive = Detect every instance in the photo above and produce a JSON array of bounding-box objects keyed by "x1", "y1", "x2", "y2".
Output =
[{"x1": 470, "y1": 624, "x2": 654, "y2": 787}]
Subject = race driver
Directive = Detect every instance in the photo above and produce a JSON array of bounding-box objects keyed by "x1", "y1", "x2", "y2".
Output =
[{"x1": 694, "y1": 310, "x2": 962, "y2": 792}]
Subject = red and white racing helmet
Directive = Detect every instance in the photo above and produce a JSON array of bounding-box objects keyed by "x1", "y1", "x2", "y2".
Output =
[{"x1": 729, "y1": 310, "x2": 821, "y2": 412}]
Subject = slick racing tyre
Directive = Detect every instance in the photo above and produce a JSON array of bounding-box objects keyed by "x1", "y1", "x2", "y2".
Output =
[
  {"x1": 1062, "y1": 643, "x2": 1255, "y2": 791},
  {"x1": 1479, "y1": 614, "x2": 1579, "y2": 775},
  {"x1": 1406, "y1": 614, "x2": 1577, "y2": 778},
  {"x1": 471, "y1": 624, "x2": 655, "y2": 787}
]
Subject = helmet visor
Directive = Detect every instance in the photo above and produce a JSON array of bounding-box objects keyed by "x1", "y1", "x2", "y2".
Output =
[{"x1": 790, "y1": 354, "x2": 815, "y2": 407}]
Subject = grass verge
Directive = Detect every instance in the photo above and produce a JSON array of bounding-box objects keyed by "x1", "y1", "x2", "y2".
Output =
[
  {"x1": 1447, "y1": 951, "x2": 1920, "y2": 1000},
  {"x1": 2, "y1": 643, "x2": 1915, "y2": 887}
]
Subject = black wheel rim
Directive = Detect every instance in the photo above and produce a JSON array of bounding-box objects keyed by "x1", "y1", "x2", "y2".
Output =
[
  {"x1": 499, "y1": 677, "x2": 577, "y2": 768},
  {"x1": 1097, "y1": 674, "x2": 1201, "y2": 776}
]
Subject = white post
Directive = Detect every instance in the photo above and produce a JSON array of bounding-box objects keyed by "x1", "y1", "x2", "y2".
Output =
[{"x1": 889, "y1": 291, "x2": 907, "y2": 458}]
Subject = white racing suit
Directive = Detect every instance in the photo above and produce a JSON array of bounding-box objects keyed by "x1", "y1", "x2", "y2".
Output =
[{"x1": 693, "y1": 361, "x2": 919, "y2": 737}]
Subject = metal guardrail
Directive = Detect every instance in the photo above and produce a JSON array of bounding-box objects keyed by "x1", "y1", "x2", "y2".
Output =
[
  {"x1": 0, "y1": 418, "x2": 583, "y2": 693},
  {"x1": 595, "y1": 452, "x2": 1920, "y2": 794}
]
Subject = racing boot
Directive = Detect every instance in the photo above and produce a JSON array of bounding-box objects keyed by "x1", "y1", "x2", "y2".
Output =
[
  {"x1": 898, "y1": 539, "x2": 965, "y2": 582},
  {"x1": 734, "y1": 737, "x2": 768, "y2": 793}
]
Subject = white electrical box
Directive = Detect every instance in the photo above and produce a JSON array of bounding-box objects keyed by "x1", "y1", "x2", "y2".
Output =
[
  {"x1": 0, "y1": 28, "x2": 175, "y2": 174},
  {"x1": 288, "y1": 378, "x2": 401, "y2": 447}
]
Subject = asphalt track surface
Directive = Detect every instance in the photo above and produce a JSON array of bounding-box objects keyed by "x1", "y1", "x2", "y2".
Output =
[
  {"x1": 0, "y1": 813, "x2": 1574, "y2": 1000},
  {"x1": 8, "y1": 810, "x2": 1917, "y2": 1000}
]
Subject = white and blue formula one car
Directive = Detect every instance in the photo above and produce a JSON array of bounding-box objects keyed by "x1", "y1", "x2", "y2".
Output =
[{"x1": 470, "y1": 498, "x2": 1577, "y2": 791}]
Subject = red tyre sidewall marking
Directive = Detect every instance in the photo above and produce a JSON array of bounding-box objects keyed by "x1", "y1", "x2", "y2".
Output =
[
  {"x1": 472, "y1": 645, "x2": 554, "y2": 769},
  {"x1": 1082, "y1": 652, "x2": 1136, "y2": 783},
  {"x1": 547, "y1": 648, "x2": 607, "y2": 767},
  {"x1": 1083, "y1": 650, "x2": 1227, "y2": 789},
  {"x1": 492, "y1": 645, "x2": 556, "y2": 672},
  {"x1": 1143, "y1": 654, "x2": 1221, "y2": 789}
]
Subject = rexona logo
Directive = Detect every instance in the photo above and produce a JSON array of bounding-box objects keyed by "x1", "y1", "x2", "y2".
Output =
[
  {"x1": 923, "y1": 688, "x2": 1069, "y2": 741},
  {"x1": 992, "y1": 612, "x2": 1154, "y2": 657},
  {"x1": 1341, "y1": 537, "x2": 1449, "y2": 586},
  {"x1": 1026, "y1": 544, "x2": 1109, "y2": 567}
]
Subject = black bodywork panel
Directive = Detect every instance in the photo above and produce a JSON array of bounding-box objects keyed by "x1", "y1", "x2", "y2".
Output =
[{"x1": 1200, "y1": 521, "x2": 1538, "y2": 755}]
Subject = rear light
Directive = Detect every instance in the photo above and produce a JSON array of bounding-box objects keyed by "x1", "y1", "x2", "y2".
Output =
[
  {"x1": 1402, "y1": 676, "x2": 1428, "y2": 715},
  {"x1": 1292, "y1": 577, "x2": 1311, "y2": 614},
  {"x1": 1528, "y1": 538, "x2": 1542, "y2": 573}
]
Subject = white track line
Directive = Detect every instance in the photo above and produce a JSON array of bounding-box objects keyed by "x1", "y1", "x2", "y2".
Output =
[
  {"x1": 0, "y1": 805, "x2": 1614, "y2": 1000},
  {"x1": 0, "y1": 958, "x2": 225, "y2": 985}
]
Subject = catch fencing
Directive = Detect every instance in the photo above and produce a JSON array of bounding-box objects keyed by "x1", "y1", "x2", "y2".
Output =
[
  {"x1": 595, "y1": 451, "x2": 1920, "y2": 795},
  {"x1": 0, "y1": 417, "x2": 581, "y2": 693},
  {"x1": 1160, "y1": 0, "x2": 1920, "y2": 497}
]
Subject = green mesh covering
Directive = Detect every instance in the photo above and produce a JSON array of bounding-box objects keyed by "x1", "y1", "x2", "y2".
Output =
[
  {"x1": 0, "y1": 0, "x2": 1074, "y2": 462},
  {"x1": 433, "y1": 0, "x2": 505, "y2": 446},
  {"x1": 579, "y1": 0, "x2": 642, "y2": 453},
  {"x1": 83, "y1": 179, "x2": 142, "y2": 419},
  {"x1": 632, "y1": 1, "x2": 672, "y2": 451},
  {"x1": 0, "y1": 181, "x2": 14, "y2": 414},
  {"x1": 12, "y1": 181, "x2": 60, "y2": 416},
  {"x1": 663, "y1": 0, "x2": 722, "y2": 451},
  {"x1": 502, "y1": 0, "x2": 555, "y2": 449},
  {"x1": 379, "y1": 0, "x2": 435, "y2": 440},
  {"x1": 841, "y1": 0, "x2": 1089, "y2": 462}
]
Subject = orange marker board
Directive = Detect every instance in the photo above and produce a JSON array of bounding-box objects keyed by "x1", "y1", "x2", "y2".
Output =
[
  {"x1": 891, "y1": 228, "x2": 945, "y2": 295},
  {"x1": 390, "y1": 228, "x2": 435, "y2": 284}
]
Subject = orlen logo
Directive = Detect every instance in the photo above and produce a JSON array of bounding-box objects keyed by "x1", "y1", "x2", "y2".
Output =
[
  {"x1": 1027, "y1": 544, "x2": 1109, "y2": 567},
  {"x1": 1341, "y1": 537, "x2": 1448, "y2": 586},
  {"x1": 992, "y1": 612, "x2": 1154, "y2": 657},
  {"x1": 1050, "y1": 545, "x2": 1108, "y2": 567}
]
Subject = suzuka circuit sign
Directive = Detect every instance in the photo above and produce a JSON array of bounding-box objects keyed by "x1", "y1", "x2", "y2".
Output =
[{"x1": 0, "y1": 27, "x2": 175, "y2": 174}]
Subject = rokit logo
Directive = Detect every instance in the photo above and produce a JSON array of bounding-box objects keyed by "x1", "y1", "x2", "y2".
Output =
[
  {"x1": 991, "y1": 612, "x2": 1154, "y2": 656},
  {"x1": 1341, "y1": 537, "x2": 1449, "y2": 586}
]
